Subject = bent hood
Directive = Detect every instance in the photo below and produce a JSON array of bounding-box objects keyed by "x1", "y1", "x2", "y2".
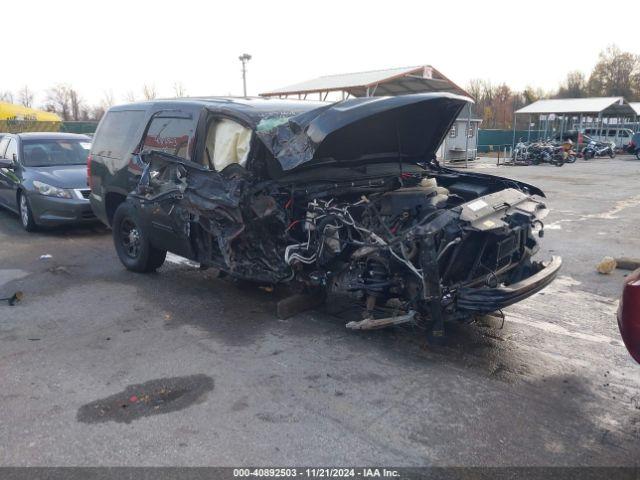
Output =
[{"x1": 256, "y1": 92, "x2": 472, "y2": 171}]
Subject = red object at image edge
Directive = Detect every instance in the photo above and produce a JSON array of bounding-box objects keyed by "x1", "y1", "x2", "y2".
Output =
[{"x1": 618, "y1": 268, "x2": 640, "y2": 364}]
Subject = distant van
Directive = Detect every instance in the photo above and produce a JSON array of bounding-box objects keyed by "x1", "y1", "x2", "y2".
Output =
[{"x1": 582, "y1": 128, "x2": 634, "y2": 148}]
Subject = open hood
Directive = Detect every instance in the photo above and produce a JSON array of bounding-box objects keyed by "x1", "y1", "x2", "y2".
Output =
[{"x1": 256, "y1": 92, "x2": 472, "y2": 171}]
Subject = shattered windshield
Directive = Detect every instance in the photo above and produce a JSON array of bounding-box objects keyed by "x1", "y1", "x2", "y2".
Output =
[{"x1": 256, "y1": 115, "x2": 294, "y2": 133}]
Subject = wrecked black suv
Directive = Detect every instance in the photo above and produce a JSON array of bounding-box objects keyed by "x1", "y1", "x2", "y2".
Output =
[{"x1": 89, "y1": 94, "x2": 561, "y2": 339}]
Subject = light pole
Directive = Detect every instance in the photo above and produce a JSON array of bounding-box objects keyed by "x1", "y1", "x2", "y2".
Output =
[{"x1": 238, "y1": 53, "x2": 252, "y2": 97}]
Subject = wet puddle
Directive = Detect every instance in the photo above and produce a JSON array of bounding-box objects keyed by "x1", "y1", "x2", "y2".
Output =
[{"x1": 77, "y1": 374, "x2": 214, "y2": 424}]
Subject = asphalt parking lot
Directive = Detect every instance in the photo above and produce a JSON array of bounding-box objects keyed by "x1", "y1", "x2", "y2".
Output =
[{"x1": 1, "y1": 156, "x2": 639, "y2": 467}]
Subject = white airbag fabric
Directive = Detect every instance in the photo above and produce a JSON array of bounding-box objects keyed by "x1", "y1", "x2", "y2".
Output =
[{"x1": 207, "y1": 119, "x2": 251, "y2": 171}]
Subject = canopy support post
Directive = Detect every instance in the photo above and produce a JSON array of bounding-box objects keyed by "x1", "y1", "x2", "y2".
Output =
[
  {"x1": 578, "y1": 114, "x2": 583, "y2": 150},
  {"x1": 464, "y1": 103, "x2": 471, "y2": 169}
]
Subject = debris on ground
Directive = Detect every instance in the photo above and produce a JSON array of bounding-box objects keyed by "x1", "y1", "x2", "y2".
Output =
[
  {"x1": 39, "y1": 254, "x2": 52, "y2": 260},
  {"x1": 597, "y1": 256, "x2": 617, "y2": 274},
  {"x1": 1, "y1": 291, "x2": 24, "y2": 306},
  {"x1": 615, "y1": 257, "x2": 640, "y2": 271},
  {"x1": 47, "y1": 266, "x2": 71, "y2": 275},
  {"x1": 346, "y1": 310, "x2": 416, "y2": 330}
]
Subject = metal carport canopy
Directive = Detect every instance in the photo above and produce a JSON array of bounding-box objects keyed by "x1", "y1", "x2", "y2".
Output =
[
  {"x1": 515, "y1": 97, "x2": 636, "y2": 116},
  {"x1": 260, "y1": 65, "x2": 469, "y2": 98}
]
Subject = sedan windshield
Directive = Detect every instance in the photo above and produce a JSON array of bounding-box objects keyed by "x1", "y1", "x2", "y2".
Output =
[{"x1": 21, "y1": 139, "x2": 91, "y2": 167}]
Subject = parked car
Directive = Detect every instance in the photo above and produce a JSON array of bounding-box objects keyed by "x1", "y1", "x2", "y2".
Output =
[
  {"x1": 0, "y1": 132, "x2": 95, "y2": 231},
  {"x1": 618, "y1": 268, "x2": 640, "y2": 364},
  {"x1": 582, "y1": 127, "x2": 634, "y2": 149},
  {"x1": 89, "y1": 94, "x2": 561, "y2": 339}
]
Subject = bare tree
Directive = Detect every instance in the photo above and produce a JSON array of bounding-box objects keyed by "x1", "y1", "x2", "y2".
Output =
[
  {"x1": 0, "y1": 91, "x2": 14, "y2": 103},
  {"x1": 172, "y1": 82, "x2": 187, "y2": 97},
  {"x1": 522, "y1": 86, "x2": 544, "y2": 105},
  {"x1": 102, "y1": 90, "x2": 115, "y2": 109},
  {"x1": 46, "y1": 84, "x2": 72, "y2": 120},
  {"x1": 557, "y1": 71, "x2": 587, "y2": 98},
  {"x1": 18, "y1": 86, "x2": 34, "y2": 107},
  {"x1": 142, "y1": 84, "x2": 157, "y2": 100},
  {"x1": 587, "y1": 45, "x2": 640, "y2": 99},
  {"x1": 493, "y1": 84, "x2": 515, "y2": 128},
  {"x1": 68, "y1": 87, "x2": 84, "y2": 121},
  {"x1": 124, "y1": 90, "x2": 137, "y2": 103},
  {"x1": 89, "y1": 105, "x2": 106, "y2": 121},
  {"x1": 465, "y1": 79, "x2": 483, "y2": 103}
]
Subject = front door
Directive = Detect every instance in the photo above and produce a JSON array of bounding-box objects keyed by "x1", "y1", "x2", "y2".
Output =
[
  {"x1": 0, "y1": 138, "x2": 20, "y2": 208},
  {"x1": 137, "y1": 111, "x2": 198, "y2": 257}
]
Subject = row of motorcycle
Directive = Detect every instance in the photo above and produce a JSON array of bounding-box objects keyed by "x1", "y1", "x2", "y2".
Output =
[{"x1": 512, "y1": 139, "x2": 616, "y2": 167}]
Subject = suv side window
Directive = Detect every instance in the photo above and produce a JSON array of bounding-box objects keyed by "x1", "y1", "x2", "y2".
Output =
[
  {"x1": 92, "y1": 110, "x2": 146, "y2": 159},
  {"x1": 4, "y1": 138, "x2": 18, "y2": 161},
  {"x1": 142, "y1": 116, "x2": 196, "y2": 160}
]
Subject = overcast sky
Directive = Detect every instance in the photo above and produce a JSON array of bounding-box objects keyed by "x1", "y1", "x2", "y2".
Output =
[{"x1": 7, "y1": 0, "x2": 638, "y2": 107}]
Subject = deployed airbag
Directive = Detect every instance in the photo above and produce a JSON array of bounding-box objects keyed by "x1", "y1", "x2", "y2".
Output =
[{"x1": 206, "y1": 119, "x2": 251, "y2": 171}]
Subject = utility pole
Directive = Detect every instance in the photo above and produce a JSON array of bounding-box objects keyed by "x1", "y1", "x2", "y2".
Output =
[{"x1": 238, "y1": 53, "x2": 252, "y2": 97}]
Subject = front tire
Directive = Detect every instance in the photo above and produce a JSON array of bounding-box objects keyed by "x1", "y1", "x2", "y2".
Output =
[
  {"x1": 112, "y1": 201, "x2": 166, "y2": 273},
  {"x1": 18, "y1": 191, "x2": 37, "y2": 232},
  {"x1": 636, "y1": 150, "x2": 640, "y2": 160}
]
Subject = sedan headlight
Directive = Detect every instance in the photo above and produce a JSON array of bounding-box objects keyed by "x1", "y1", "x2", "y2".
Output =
[{"x1": 32, "y1": 180, "x2": 73, "y2": 199}]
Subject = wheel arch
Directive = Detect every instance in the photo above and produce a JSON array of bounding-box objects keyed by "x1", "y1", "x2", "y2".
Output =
[{"x1": 105, "y1": 191, "x2": 127, "y2": 227}]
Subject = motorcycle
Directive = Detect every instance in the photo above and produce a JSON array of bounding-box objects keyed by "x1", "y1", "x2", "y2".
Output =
[
  {"x1": 582, "y1": 140, "x2": 615, "y2": 159},
  {"x1": 560, "y1": 140, "x2": 577, "y2": 163},
  {"x1": 529, "y1": 142, "x2": 565, "y2": 167}
]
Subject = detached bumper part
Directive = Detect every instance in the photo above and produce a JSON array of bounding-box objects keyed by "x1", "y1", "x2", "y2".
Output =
[{"x1": 456, "y1": 256, "x2": 562, "y2": 313}]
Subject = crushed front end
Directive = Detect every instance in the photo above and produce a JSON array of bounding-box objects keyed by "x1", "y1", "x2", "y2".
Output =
[
  {"x1": 278, "y1": 174, "x2": 561, "y2": 337},
  {"x1": 130, "y1": 150, "x2": 561, "y2": 338}
]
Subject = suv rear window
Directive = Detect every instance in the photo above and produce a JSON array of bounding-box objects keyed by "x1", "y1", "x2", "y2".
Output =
[
  {"x1": 142, "y1": 116, "x2": 196, "y2": 160},
  {"x1": 92, "y1": 110, "x2": 146, "y2": 159}
]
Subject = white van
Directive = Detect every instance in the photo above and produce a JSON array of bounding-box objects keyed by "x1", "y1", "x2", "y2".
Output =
[{"x1": 583, "y1": 128, "x2": 634, "y2": 148}]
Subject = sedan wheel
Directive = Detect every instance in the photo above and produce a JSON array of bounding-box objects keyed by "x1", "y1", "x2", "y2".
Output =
[{"x1": 18, "y1": 193, "x2": 37, "y2": 232}]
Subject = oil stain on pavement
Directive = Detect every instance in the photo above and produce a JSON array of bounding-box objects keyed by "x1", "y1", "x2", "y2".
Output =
[{"x1": 77, "y1": 374, "x2": 214, "y2": 424}]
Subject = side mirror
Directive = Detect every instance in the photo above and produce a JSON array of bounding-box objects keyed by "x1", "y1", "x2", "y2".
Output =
[{"x1": 0, "y1": 158, "x2": 14, "y2": 169}]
